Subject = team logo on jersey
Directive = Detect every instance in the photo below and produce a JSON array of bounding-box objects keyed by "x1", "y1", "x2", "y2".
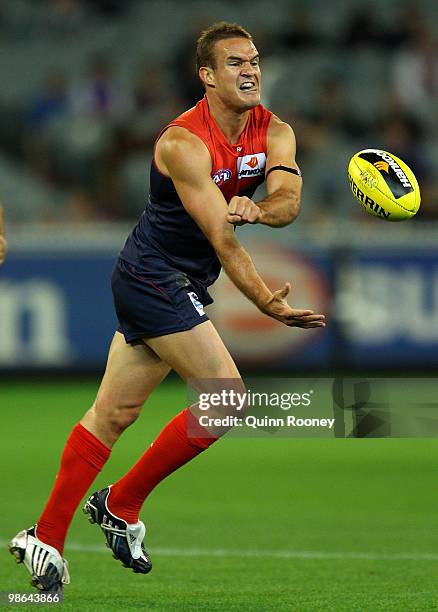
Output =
[
  {"x1": 212, "y1": 168, "x2": 232, "y2": 187},
  {"x1": 237, "y1": 153, "x2": 266, "y2": 179}
]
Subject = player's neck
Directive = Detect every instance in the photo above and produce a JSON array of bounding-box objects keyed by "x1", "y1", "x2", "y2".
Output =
[{"x1": 206, "y1": 95, "x2": 250, "y2": 145}]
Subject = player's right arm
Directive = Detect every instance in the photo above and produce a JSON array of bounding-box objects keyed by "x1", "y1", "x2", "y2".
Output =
[
  {"x1": 156, "y1": 127, "x2": 325, "y2": 329},
  {"x1": 0, "y1": 205, "x2": 7, "y2": 264}
]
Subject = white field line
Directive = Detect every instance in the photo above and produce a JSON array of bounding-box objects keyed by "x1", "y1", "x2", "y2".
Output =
[{"x1": 2, "y1": 540, "x2": 438, "y2": 562}]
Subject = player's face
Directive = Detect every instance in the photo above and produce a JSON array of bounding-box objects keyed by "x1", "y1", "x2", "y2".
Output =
[{"x1": 210, "y1": 38, "x2": 261, "y2": 110}]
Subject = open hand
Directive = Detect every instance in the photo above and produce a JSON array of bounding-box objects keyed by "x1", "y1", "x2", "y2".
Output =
[{"x1": 262, "y1": 282, "x2": 326, "y2": 328}]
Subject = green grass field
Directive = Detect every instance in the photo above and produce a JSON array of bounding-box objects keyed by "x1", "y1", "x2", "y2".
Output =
[{"x1": 1, "y1": 380, "x2": 438, "y2": 611}]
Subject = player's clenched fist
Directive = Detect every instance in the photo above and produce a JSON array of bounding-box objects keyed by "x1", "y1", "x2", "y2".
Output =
[
  {"x1": 227, "y1": 195, "x2": 261, "y2": 226},
  {"x1": 262, "y1": 282, "x2": 326, "y2": 328},
  {"x1": 0, "y1": 206, "x2": 7, "y2": 264}
]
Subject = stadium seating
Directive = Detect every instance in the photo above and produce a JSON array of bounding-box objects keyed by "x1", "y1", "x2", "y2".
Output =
[{"x1": 0, "y1": 0, "x2": 435, "y2": 224}]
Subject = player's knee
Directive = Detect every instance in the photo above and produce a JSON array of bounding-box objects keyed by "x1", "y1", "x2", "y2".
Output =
[
  {"x1": 93, "y1": 397, "x2": 143, "y2": 434},
  {"x1": 107, "y1": 405, "x2": 142, "y2": 434}
]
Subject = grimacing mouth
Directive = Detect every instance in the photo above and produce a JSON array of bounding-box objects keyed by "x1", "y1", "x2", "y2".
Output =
[{"x1": 239, "y1": 81, "x2": 258, "y2": 91}]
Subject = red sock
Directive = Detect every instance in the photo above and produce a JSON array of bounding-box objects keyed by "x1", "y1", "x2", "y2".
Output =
[
  {"x1": 109, "y1": 408, "x2": 218, "y2": 523},
  {"x1": 36, "y1": 423, "x2": 111, "y2": 554}
]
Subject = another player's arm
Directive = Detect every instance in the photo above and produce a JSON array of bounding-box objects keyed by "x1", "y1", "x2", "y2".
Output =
[
  {"x1": 227, "y1": 115, "x2": 302, "y2": 228},
  {"x1": 0, "y1": 205, "x2": 7, "y2": 264},
  {"x1": 156, "y1": 128, "x2": 324, "y2": 329}
]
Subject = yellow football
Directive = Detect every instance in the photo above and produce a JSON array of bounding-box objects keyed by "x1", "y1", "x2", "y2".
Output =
[{"x1": 348, "y1": 149, "x2": 420, "y2": 221}]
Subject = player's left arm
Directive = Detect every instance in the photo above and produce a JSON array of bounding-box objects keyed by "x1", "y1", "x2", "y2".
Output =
[
  {"x1": 226, "y1": 115, "x2": 302, "y2": 228},
  {"x1": 257, "y1": 115, "x2": 302, "y2": 227}
]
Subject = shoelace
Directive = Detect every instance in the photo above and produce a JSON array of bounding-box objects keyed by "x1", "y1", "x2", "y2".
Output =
[
  {"x1": 101, "y1": 520, "x2": 146, "y2": 560},
  {"x1": 101, "y1": 522, "x2": 127, "y2": 537}
]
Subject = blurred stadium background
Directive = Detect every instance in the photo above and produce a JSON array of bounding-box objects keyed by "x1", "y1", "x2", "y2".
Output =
[{"x1": 1, "y1": 2, "x2": 438, "y2": 609}]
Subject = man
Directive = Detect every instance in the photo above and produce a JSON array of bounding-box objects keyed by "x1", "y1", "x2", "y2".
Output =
[
  {"x1": 0, "y1": 206, "x2": 6, "y2": 264},
  {"x1": 9, "y1": 22, "x2": 325, "y2": 593}
]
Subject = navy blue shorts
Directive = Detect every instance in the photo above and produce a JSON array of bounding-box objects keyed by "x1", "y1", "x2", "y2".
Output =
[{"x1": 112, "y1": 258, "x2": 213, "y2": 342}]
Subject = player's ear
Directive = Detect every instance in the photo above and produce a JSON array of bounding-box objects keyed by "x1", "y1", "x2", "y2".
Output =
[{"x1": 199, "y1": 66, "x2": 215, "y2": 88}]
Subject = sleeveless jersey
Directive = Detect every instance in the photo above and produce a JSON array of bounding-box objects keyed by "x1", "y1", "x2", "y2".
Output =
[{"x1": 120, "y1": 96, "x2": 272, "y2": 286}]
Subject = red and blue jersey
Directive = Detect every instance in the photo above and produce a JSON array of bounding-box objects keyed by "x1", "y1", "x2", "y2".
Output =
[{"x1": 120, "y1": 96, "x2": 272, "y2": 286}]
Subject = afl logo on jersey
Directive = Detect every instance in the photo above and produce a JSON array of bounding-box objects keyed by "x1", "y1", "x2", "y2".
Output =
[{"x1": 212, "y1": 168, "x2": 232, "y2": 187}]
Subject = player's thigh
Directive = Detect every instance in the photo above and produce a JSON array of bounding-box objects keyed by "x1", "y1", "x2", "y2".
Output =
[
  {"x1": 145, "y1": 321, "x2": 245, "y2": 431},
  {"x1": 144, "y1": 320, "x2": 240, "y2": 379},
  {"x1": 96, "y1": 330, "x2": 171, "y2": 410}
]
